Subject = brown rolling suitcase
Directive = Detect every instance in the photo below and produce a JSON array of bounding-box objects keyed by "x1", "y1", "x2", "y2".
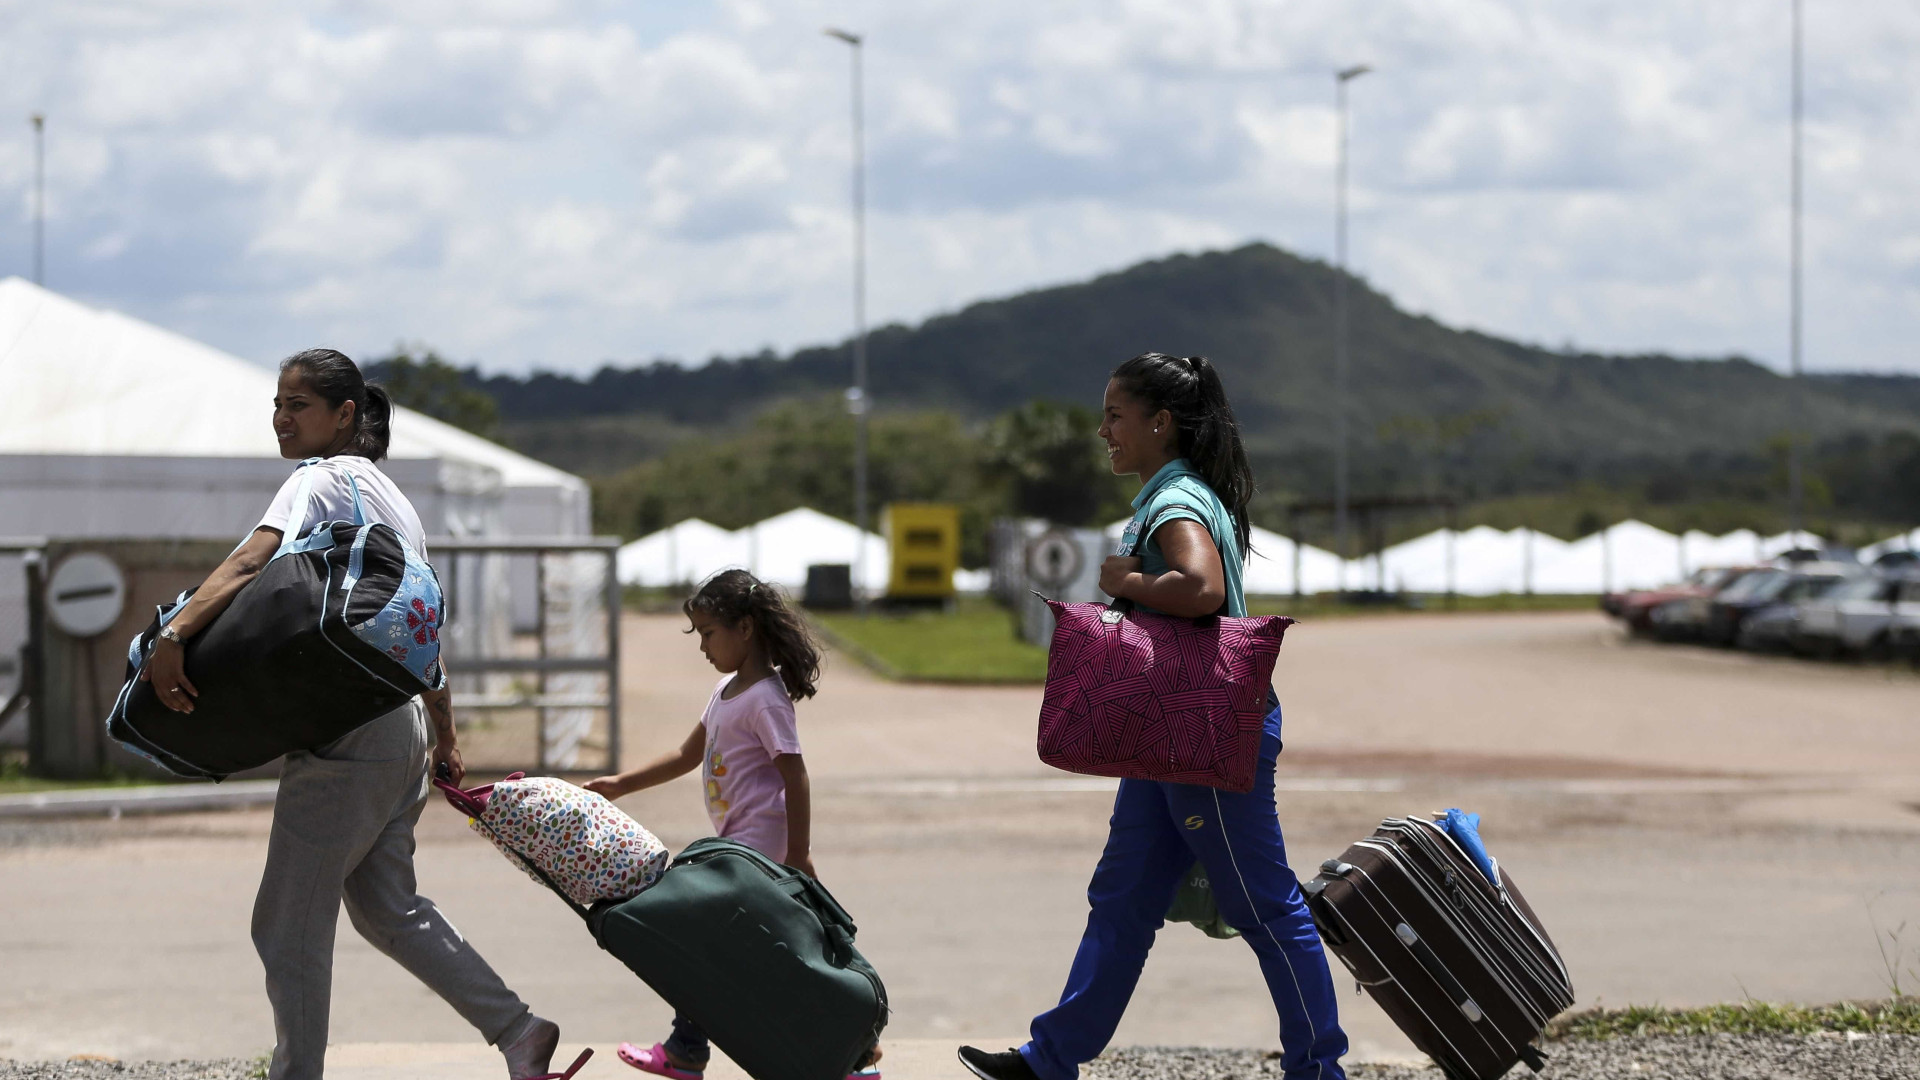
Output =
[{"x1": 1302, "y1": 816, "x2": 1573, "y2": 1080}]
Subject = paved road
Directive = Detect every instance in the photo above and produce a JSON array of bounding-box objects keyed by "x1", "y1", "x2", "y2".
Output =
[{"x1": 4, "y1": 611, "x2": 1919, "y2": 1069}]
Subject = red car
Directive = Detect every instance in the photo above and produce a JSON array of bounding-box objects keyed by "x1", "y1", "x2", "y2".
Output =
[{"x1": 1604, "y1": 567, "x2": 1748, "y2": 633}]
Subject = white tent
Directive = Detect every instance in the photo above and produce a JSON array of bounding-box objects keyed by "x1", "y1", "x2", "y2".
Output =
[
  {"x1": 1243, "y1": 526, "x2": 1346, "y2": 596},
  {"x1": 1861, "y1": 529, "x2": 1920, "y2": 560},
  {"x1": 614, "y1": 518, "x2": 748, "y2": 587},
  {"x1": 1532, "y1": 520, "x2": 1682, "y2": 593},
  {"x1": 1680, "y1": 529, "x2": 1762, "y2": 570},
  {"x1": 739, "y1": 508, "x2": 888, "y2": 593},
  {"x1": 1369, "y1": 526, "x2": 1569, "y2": 596},
  {"x1": 617, "y1": 509, "x2": 889, "y2": 594},
  {"x1": 1759, "y1": 530, "x2": 1825, "y2": 559},
  {"x1": 0, "y1": 276, "x2": 589, "y2": 542}
]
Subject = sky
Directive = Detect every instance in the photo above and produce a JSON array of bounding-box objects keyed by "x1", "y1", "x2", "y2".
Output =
[{"x1": 2, "y1": 1, "x2": 1917, "y2": 376}]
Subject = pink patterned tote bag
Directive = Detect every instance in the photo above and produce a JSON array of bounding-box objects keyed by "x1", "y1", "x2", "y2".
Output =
[
  {"x1": 1037, "y1": 599, "x2": 1292, "y2": 792},
  {"x1": 436, "y1": 772, "x2": 670, "y2": 907}
]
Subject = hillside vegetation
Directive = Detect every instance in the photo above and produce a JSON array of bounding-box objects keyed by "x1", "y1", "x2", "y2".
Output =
[{"x1": 374, "y1": 242, "x2": 1920, "y2": 546}]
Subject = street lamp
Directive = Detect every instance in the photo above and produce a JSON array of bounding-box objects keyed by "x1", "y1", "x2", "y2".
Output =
[
  {"x1": 30, "y1": 113, "x2": 44, "y2": 286},
  {"x1": 1787, "y1": 0, "x2": 1805, "y2": 547},
  {"x1": 1333, "y1": 64, "x2": 1370, "y2": 582},
  {"x1": 824, "y1": 26, "x2": 870, "y2": 610}
]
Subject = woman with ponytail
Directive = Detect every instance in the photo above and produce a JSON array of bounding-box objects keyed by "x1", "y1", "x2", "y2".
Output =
[
  {"x1": 960, "y1": 354, "x2": 1348, "y2": 1080},
  {"x1": 142, "y1": 349, "x2": 565, "y2": 1080}
]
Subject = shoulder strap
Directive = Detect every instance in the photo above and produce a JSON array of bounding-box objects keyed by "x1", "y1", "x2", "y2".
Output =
[
  {"x1": 273, "y1": 458, "x2": 326, "y2": 559},
  {"x1": 346, "y1": 471, "x2": 367, "y2": 526}
]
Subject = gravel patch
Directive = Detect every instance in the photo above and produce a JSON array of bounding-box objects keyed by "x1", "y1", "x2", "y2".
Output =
[
  {"x1": 1085, "y1": 1033, "x2": 1920, "y2": 1079},
  {"x1": 0, "y1": 1062, "x2": 258, "y2": 1079}
]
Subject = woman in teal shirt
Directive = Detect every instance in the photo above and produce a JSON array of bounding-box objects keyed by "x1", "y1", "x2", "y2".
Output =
[{"x1": 961, "y1": 353, "x2": 1348, "y2": 1080}]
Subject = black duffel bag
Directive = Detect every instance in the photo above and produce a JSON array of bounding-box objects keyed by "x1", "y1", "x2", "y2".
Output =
[{"x1": 107, "y1": 461, "x2": 446, "y2": 780}]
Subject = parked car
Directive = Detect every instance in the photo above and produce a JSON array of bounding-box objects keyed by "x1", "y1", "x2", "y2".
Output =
[
  {"x1": 1798, "y1": 573, "x2": 1920, "y2": 658},
  {"x1": 1651, "y1": 567, "x2": 1777, "y2": 642},
  {"x1": 1736, "y1": 573, "x2": 1852, "y2": 653},
  {"x1": 1612, "y1": 567, "x2": 1744, "y2": 634},
  {"x1": 1698, "y1": 563, "x2": 1856, "y2": 646},
  {"x1": 1890, "y1": 580, "x2": 1920, "y2": 666}
]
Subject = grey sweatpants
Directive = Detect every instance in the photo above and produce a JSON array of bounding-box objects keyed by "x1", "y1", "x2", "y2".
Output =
[{"x1": 252, "y1": 700, "x2": 531, "y2": 1080}]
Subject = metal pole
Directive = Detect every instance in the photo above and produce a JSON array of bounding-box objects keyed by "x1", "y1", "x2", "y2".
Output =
[
  {"x1": 23, "y1": 551, "x2": 46, "y2": 774},
  {"x1": 1787, "y1": 0, "x2": 1805, "y2": 547},
  {"x1": 1333, "y1": 65, "x2": 1369, "y2": 584},
  {"x1": 31, "y1": 114, "x2": 45, "y2": 286},
  {"x1": 826, "y1": 28, "x2": 870, "y2": 611},
  {"x1": 604, "y1": 547, "x2": 621, "y2": 773}
]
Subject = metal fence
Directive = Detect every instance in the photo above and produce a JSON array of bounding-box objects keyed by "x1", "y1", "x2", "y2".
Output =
[{"x1": 431, "y1": 537, "x2": 622, "y2": 775}]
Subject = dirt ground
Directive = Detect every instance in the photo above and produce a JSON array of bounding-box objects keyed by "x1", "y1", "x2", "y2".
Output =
[{"x1": 4, "y1": 611, "x2": 1919, "y2": 1065}]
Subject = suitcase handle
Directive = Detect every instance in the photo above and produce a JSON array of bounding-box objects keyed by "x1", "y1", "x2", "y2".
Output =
[
  {"x1": 1393, "y1": 922, "x2": 1484, "y2": 1023},
  {"x1": 781, "y1": 874, "x2": 860, "y2": 965}
]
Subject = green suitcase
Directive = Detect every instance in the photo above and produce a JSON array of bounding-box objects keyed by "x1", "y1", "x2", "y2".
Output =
[{"x1": 588, "y1": 838, "x2": 889, "y2": 1080}]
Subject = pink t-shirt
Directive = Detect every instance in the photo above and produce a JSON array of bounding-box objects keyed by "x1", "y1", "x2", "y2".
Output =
[{"x1": 701, "y1": 674, "x2": 803, "y2": 863}]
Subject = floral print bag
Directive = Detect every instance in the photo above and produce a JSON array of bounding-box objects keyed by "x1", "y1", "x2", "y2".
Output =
[{"x1": 438, "y1": 772, "x2": 670, "y2": 909}]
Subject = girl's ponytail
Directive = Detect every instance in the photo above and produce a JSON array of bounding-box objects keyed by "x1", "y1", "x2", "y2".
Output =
[
  {"x1": 684, "y1": 569, "x2": 823, "y2": 700},
  {"x1": 1110, "y1": 352, "x2": 1256, "y2": 556}
]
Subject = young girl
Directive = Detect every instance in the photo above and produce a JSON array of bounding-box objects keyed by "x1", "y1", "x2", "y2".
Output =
[{"x1": 585, "y1": 569, "x2": 879, "y2": 1080}]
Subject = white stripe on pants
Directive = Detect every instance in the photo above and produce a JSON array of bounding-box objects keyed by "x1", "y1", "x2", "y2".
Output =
[{"x1": 251, "y1": 700, "x2": 530, "y2": 1080}]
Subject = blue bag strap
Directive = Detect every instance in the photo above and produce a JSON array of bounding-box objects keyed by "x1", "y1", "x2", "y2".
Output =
[
  {"x1": 346, "y1": 471, "x2": 367, "y2": 526},
  {"x1": 272, "y1": 458, "x2": 326, "y2": 559}
]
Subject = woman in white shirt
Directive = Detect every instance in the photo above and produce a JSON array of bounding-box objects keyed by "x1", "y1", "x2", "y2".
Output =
[{"x1": 143, "y1": 349, "x2": 565, "y2": 1080}]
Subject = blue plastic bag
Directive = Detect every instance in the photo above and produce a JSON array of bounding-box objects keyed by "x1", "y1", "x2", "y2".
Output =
[{"x1": 1435, "y1": 808, "x2": 1498, "y2": 886}]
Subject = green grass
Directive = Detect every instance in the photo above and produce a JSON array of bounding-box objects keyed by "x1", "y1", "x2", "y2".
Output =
[
  {"x1": 0, "y1": 755, "x2": 168, "y2": 795},
  {"x1": 809, "y1": 592, "x2": 1602, "y2": 683},
  {"x1": 811, "y1": 597, "x2": 1049, "y2": 683},
  {"x1": 1547, "y1": 999, "x2": 1920, "y2": 1040}
]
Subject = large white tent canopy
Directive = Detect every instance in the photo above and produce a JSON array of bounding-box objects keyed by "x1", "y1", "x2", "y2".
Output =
[{"x1": 0, "y1": 276, "x2": 588, "y2": 542}]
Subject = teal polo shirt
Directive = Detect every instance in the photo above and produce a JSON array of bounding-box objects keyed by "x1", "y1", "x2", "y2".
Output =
[{"x1": 1114, "y1": 458, "x2": 1246, "y2": 617}]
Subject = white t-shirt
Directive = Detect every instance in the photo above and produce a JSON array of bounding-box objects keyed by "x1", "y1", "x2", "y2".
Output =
[{"x1": 258, "y1": 456, "x2": 428, "y2": 556}]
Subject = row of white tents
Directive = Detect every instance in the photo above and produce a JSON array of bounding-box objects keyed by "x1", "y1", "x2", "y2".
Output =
[
  {"x1": 622, "y1": 510, "x2": 1920, "y2": 598},
  {"x1": 1138, "y1": 521, "x2": 1917, "y2": 596}
]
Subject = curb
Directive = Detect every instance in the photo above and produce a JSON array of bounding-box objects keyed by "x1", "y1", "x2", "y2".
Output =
[{"x1": 0, "y1": 779, "x2": 279, "y2": 819}]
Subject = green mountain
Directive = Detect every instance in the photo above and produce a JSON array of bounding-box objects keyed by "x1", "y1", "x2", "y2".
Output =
[{"x1": 475, "y1": 242, "x2": 1919, "y2": 507}]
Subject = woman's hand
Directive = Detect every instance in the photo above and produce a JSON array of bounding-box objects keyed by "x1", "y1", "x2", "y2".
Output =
[
  {"x1": 140, "y1": 638, "x2": 198, "y2": 714},
  {"x1": 431, "y1": 738, "x2": 464, "y2": 788},
  {"x1": 790, "y1": 853, "x2": 819, "y2": 880},
  {"x1": 1099, "y1": 556, "x2": 1144, "y2": 601}
]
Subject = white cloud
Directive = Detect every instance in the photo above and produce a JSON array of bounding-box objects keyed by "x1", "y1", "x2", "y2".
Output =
[{"x1": 0, "y1": 0, "x2": 1915, "y2": 375}]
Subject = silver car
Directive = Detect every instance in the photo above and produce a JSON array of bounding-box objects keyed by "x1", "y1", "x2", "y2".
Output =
[{"x1": 1793, "y1": 573, "x2": 1919, "y2": 657}]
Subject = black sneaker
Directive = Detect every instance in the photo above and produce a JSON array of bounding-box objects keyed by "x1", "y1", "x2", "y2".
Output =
[{"x1": 957, "y1": 1046, "x2": 1040, "y2": 1080}]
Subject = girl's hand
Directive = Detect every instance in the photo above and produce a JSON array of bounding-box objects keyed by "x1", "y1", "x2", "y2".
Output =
[
  {"x1": 141, "y1": 639, "x2": 198, "y2": 714},
  {"x1": 1099, "y1": 556, "x2": 1143, "y2": 600},
  {"x1": 582, "y1": 775, "x2": 627, "y2": 799},
  {"x1": 790, "y1": 854, "x2": 818, "y2": 880}
]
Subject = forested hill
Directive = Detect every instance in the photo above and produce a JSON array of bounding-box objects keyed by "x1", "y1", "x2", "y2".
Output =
[{"x1": 475, "y1": 243, "x2": 1920, "y2": 492}]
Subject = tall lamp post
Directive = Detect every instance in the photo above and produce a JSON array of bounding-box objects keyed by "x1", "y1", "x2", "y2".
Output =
[
  {"x1": 824, "y1": 27, "x2": 870, "y2": 610},
  {"x1": 30, "y1": 113, "x2": 44, "y2": 286},
  {"x1": 1333, "y1": 64, "x2": 1370, "y2": 583},
  {"x1": 1787, "y1": 0, "x2": 1805, "y2": 547}
]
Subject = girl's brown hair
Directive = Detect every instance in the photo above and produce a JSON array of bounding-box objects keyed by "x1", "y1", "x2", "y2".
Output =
[{"x1": 684, "y1": 569, "x2": 822, "y2": 701}]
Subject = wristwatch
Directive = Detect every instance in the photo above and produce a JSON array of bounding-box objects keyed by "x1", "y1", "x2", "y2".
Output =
[{"x1": 158, "y1": 625, "x2": 184, "y2": 646}]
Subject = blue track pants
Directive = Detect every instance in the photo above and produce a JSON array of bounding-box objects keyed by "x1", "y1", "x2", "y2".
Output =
[{"x1": 1020, "y1": 704, "x2": 1348, "y2": 1080}]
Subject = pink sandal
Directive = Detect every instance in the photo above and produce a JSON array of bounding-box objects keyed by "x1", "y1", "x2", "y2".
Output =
[
  {"x1": 619, "y1": 1042, "x2": 704, "y2": 1080},
  {"x1": 532, "y1": 1048, "x2": 594, "y2": 1080}
]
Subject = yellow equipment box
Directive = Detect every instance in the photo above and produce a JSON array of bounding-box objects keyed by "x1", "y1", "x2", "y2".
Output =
[{"x1": 884, "y1": 503, "x2": 960, "y2": 599}]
